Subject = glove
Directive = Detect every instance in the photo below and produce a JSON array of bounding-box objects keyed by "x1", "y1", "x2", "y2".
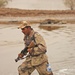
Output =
[{"x1": 18, "y1": 53, "x2": 24, "y2": 58}]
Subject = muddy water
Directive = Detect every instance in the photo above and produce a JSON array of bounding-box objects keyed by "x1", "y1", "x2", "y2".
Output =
[{"x1": 0, "y1": 24, "x2": 75, "y2": 75}]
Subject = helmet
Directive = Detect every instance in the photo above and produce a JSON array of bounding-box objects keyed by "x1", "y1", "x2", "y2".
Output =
[{"x1": 18, "y1": 21, "x2": 30, "y2": 29}]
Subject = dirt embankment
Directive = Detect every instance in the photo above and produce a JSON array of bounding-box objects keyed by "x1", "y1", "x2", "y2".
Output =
[
  {"x1": 0, "y1": 8, "x2": 75, "y2": 17},
  {"x1": 0, "y1": 8, "x2": 75, "y2": 24}
]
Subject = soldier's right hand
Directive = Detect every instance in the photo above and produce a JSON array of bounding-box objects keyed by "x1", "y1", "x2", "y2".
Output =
[{"x1": 18, "y1": 53, "x2": 24, "y2": 58}]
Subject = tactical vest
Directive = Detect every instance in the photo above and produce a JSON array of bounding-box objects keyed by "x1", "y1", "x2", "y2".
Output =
[{"x1": 24, "y1": 32, "x2": 36, "y2": 46}]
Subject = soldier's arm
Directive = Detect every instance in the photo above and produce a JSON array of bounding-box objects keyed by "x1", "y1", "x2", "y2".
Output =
[{"x1": 32, "y1": 33, "x2": 47, "y2": 55}]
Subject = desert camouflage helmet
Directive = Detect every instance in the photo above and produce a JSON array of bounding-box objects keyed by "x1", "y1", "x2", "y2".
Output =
[{"x1": 18, "y1": 21, "x2": 30, "y2": 29}]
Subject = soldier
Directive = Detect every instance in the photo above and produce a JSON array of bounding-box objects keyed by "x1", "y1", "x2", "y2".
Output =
[{"x1": 16, "y1": 21, "x2": 53, "y2": 75}]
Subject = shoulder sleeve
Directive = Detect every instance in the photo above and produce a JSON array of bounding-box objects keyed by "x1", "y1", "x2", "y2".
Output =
[
  {"x1": 35, "y1": 32, "x2": 46, "y2": 47},
  {"x1": 32, "y1": 33, "x2": 47, "y2": 55}
]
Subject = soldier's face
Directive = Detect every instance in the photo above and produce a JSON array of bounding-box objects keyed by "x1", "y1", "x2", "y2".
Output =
[{"x1": 21, "y1": 27, "x2": 30, "y2": 35}]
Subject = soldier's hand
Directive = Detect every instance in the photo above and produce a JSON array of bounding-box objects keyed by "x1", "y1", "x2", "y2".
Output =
[
  {"x1": 18, "y1": 53, "x2": 24, "y2": 58},
  {"x1": 27, "y1": 48, "x2": 32, "y2": 53}
]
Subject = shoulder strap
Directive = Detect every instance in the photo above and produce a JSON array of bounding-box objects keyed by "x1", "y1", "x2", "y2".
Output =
[{"x1": 32, "y1": 32, "x2": 37, "y2": 43}]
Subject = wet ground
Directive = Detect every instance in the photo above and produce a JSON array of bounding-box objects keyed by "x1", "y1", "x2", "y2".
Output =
[{"x1": 0, "y1": 23, "x2": 75, "y2": 75}]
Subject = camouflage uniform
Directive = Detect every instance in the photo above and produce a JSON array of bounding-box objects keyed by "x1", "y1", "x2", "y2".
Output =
[{"x1": 18, "y1": 30, "x2": 53, "y2": 75}]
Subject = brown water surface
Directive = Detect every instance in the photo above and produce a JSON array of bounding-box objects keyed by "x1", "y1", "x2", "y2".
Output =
[{"x1": 0, "y1": 24, "x2": 75, "y2": 75}]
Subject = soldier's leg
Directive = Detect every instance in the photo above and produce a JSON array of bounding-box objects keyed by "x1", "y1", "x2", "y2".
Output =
[
  {"x1": 18, "y1": 62, "x2": 29, "y2": 75},
  {"x1": 18, "y1": 62, "x2": 35, "y2": 75},
  {"x1": 36, "y1": 62, "x2": 53, "y2": 75},
  {"x1": 27, "y1": 67, "x2": 35, "y2": 75}
]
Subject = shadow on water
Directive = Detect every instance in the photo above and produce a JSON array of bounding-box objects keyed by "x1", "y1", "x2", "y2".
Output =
[{"x1": 39, "y1": 24, "x2": 65, "y2": 31}]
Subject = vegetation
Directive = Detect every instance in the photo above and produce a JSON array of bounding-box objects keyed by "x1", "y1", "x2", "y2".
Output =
[
  {"x1": 0, "y1": 0, "x2": 12, "y2": 7},
  {"x1": 64, "y1": 0, "x2": 75, "y2": 10}
]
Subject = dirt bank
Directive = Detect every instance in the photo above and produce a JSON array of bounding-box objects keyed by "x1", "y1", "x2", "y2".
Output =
[
  {"x1": 0, "y1": 8, "x2": 75, "y2": 17},
  {"x1": 0, "y1": 8, "x2": 75, "y2": 24}
]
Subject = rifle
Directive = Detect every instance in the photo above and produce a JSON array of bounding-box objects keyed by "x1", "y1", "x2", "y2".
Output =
[
  {"x1": 15, "y1": 55, "x2": 26, "y2": 62},
  {"x1": 15, "y1": 57, "x2": 21, "y2": 62},
  {"x1": 15, "y1": 41, "x2": 37, "y2": 62},
  {"x1": 15, "y1": 47, "x2": 28, "y2": 62}
]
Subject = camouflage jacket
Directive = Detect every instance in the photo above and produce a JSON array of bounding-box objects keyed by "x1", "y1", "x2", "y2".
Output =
[{"x1": 23, "y1": 30, "x2": 48, "y2": 67}]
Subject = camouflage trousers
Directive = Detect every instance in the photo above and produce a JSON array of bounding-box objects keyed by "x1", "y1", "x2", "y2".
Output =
[{"x1": 18, "y1": 61, "x2": 53, "y2": 75}]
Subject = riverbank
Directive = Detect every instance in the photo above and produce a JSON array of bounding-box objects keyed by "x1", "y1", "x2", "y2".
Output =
[
  {"x1": 0, "y1": 8, "x2": 75, "y2": 17},
  {"x1": 0, "y1": 8, "x2": 75, "y2": 24}
]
